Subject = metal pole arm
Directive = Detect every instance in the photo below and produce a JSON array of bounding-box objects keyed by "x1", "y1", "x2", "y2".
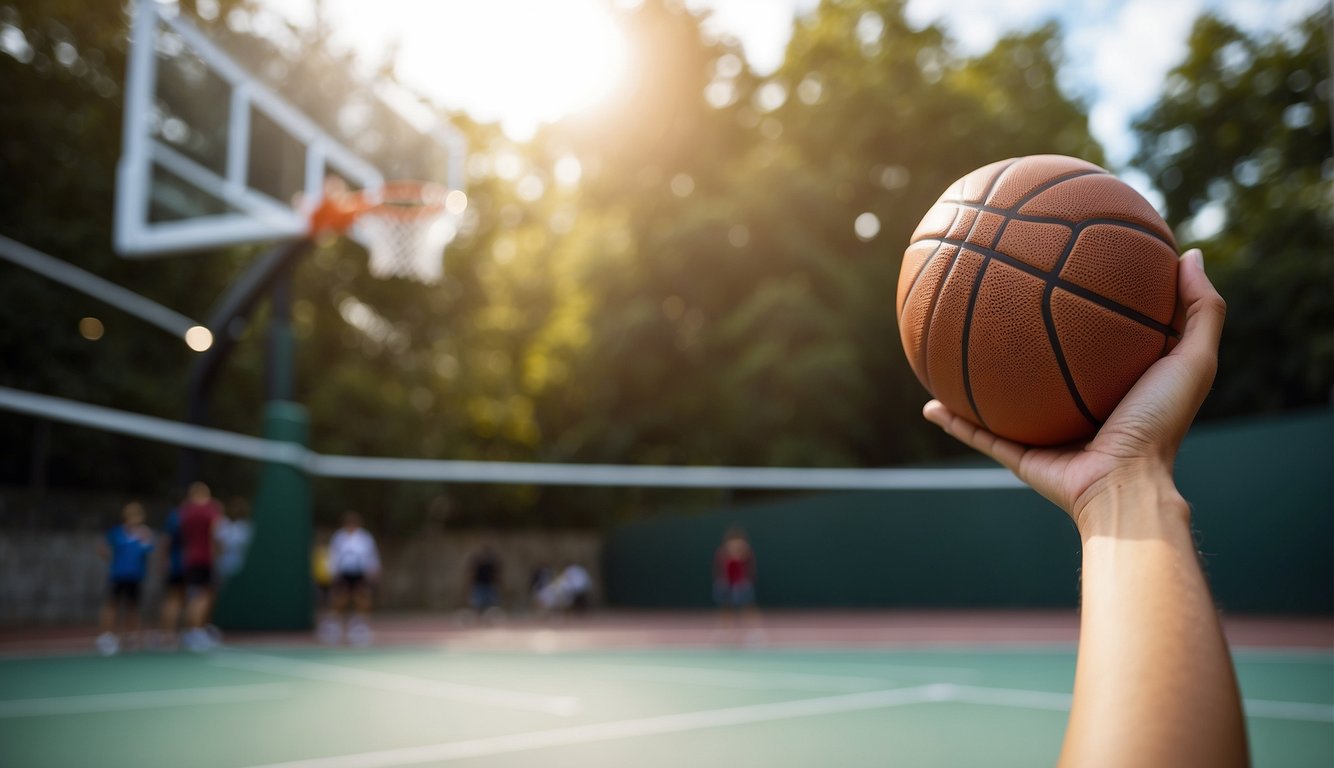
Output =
[{"x1": 180, "y1": 238, "x2": 312, "y2": 485}]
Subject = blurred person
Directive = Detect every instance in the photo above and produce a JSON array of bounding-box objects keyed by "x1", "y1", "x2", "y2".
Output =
[
  {"x1": 313, "y1": 528, "x2": 337, "y2": 644},
  {"x1": 714, "y1": 526, "x2": 758, "y2": 620},
  {"x1": 312, "y1": 527, "x2": 333, "y2": 610},
  {"x1": 156, "y1": 494, "x2": 187, "y2": 647},
  {"x1": 922, "y1": 249, "x2": 1246, "y2": 766},
  {"x1": 466, "y1": 543, "x2": 503, "y2": 615},
  {"x1": 326, "y1": 511, "x2": 380, "y2": 646},
  {"x1": 96, "y1": 501, "x2": 155, "y2": 655},
  {"x1": 528, "y1": 562, "x2": 553, "y2": 611},
  {"x1": 535, "y1": 562, "x2": 592, "y2": 617},
  {"x1": 179, "y1": 481, "x2": 223, "y2": 652},
  {"x1": 561, "y1": 563, "x2": 591, "y2": 614},
  {"x1": 216, "y1": 497, "x2": 254, "y2": 582}
]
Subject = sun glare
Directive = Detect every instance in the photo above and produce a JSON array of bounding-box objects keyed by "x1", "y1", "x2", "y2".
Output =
[{"x1": 318, "y1": 0, "x2": 629, "y2": 140}]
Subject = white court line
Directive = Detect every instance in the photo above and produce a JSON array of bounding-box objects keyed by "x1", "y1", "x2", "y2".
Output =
[
  {"x1": 1232, "y1": 648, "x2": 1334, "y2": 663},
  {"x1": 776, "y1": 661, "x2": 981, "y2": 679},
  {"x1": 1243, "y1": 699, "x2": 1334, "y2": 723},
  {"x1": 243, "y1": 684, "x2": 952, "y2": 768},
  {"x1": 0, "y1": 683, "x2": 292, "y2": 718},
  {"x1": 949, "y1": 684, "x2": 1334, "y2": 723},
  {"x1": 211, "y1": 651, "x2": 580, "y2": 717},
  {"x1": 948, "y1": 684, "x2": 1072, "y2": 711},
  {"x1": 584, "y1": 662, "x2": 890, "y2": 692}
]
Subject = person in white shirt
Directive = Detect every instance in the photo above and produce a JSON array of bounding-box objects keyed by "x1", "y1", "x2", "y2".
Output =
[
  {"x1": 322, "y1": 511, "x2": 380, "y2": 646},
  {"x1": 215, "y1": 498, "x2": 253, "y2": 582},
  {"x1": 536, "y1": 563, "x2": 592, "y2": 616}
]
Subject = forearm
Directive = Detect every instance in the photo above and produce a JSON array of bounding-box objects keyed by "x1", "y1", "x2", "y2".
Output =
[{"x1": 1060, "y1": 473, "x2": 1248, "y2": 767}]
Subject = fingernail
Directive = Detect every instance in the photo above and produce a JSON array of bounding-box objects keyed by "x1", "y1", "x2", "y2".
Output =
[{"x1": 1186, "y1": 248, "x2": 1204, "y2": 271}]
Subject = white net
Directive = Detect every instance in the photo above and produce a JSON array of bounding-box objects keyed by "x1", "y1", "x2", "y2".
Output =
[
  {"x1": 356, "y1": 212, "x2": 455, "y2": 284},
  {"x1": 351, "y1": 183, "x2": 457, "y2": 284}
]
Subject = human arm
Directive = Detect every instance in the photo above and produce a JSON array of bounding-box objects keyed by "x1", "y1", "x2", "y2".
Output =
[{"x1": 923, "y1": 249, "x2": 1247, "y2": 767}]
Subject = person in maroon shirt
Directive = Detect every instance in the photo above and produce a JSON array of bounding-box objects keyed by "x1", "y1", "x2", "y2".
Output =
[
  {"x1": 713, "y1": 526, "x2": 762, "y2": 642},
  {"x1": 179, "y1": 481, "x2": 222, "y2": 651}
]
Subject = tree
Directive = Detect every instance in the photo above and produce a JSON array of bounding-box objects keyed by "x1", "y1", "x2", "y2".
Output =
[
  {"x1": 1133, "y1": 9, "x2": 1332, "y2": 417},
  {"x1": 1, "y1": 0, "x2": 1111, "y2": 529}
]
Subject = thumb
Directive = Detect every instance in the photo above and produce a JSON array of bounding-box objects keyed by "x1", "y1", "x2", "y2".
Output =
[{"x1": 1172, "y1": 248, "x2": 1226, "y2": 372}]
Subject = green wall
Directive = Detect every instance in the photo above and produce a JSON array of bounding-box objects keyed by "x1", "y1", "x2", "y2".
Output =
[{"x1": 603, "y1": 409, "x2": 1333, "y2": 613}]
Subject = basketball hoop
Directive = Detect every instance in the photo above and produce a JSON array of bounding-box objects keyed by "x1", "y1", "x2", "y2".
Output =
[{"x1": 310, "y1": 181, "x2": 461, "y2": 285}]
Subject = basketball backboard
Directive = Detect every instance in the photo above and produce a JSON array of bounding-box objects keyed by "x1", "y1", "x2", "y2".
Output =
[{"x1": 115, "y1": 0, "x2": 467, "y2": 262}]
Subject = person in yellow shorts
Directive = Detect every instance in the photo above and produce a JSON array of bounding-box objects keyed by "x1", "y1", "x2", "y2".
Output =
[{"x1": 312, "y1": 528, "x2": 335, "y2": 642}]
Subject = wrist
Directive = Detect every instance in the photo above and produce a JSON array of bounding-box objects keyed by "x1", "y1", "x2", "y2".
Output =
[{"x1": 1074, "y1": 464, "x2": 1190, "y2": 540}]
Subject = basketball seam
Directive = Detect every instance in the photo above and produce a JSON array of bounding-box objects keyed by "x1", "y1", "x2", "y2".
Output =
[
  {"x1": 898, "y1": 205, "x2": 964, "y2": 326},
  {"x1": 919, "y1": 159, "x2": 1020, "y2": 397},
  {"x1": 954, "y1": 167, "x2": 1102, "y2": 428},
  {"x1": 1038, "y1": 203, "x2": 1125, "y2": 431},
  {"x1": 1004, "y1": 168, "x2": 1108, "y2": 211},
  {"x1": 922, "y1": 204, "x2": 1176, "y2": 251},
  {"x1": 959, "y1": 258, "x2": 991, "y2": 428},
  {"x1": 1042, "y1": 286, "x2": 1101, "y2": 429},
  {"x1": 921, "y1": 238, "x2": 1179, "y2": 337}
]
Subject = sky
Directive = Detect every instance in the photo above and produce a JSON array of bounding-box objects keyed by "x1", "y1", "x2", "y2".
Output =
[{"x1": 260, "y1": 0, "x2": 1324, "y2": 191}]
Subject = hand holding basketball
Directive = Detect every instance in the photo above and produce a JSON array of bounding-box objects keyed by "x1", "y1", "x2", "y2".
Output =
[{"x1": 923, "y1": 249, "x2": 1225, "y2": 529}]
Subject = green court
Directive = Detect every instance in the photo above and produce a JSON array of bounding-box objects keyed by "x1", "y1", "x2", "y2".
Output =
[{"x1": 3, "y1": 644, "x2": 1330, "y2": 767}]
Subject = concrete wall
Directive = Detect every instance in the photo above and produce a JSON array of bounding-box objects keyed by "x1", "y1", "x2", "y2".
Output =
[
  {"x1": 376, "y1": 530, "x2": 602, "y2": 612},
  {"x1": 0, "y1": 529, "x2": 601, "y2": 626},
  {"x1": 0, "y1": 532, "x2": 107, "y2": 624}
]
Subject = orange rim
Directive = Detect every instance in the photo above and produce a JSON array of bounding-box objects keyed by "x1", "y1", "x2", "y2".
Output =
[{"x1": 310, "y1": 180, "x2": 449, "y2": 235}]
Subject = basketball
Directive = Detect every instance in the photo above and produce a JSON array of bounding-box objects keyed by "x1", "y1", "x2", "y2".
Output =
[{"x1": 897, "y1": 155, "x2": 1181, "y2": 446}]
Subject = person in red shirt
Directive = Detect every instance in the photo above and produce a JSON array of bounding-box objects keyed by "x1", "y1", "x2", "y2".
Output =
[
  {"x1": 179, "y1": 481, "x2": 222, "y2": 651},
  {"x1": 713, "y1": 526, "x2": 761, "y2": 642}
]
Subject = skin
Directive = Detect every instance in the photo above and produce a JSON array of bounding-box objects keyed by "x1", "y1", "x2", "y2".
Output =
[{"x1": 923, "y1": 249, "x2": 1248, "y2": 767}]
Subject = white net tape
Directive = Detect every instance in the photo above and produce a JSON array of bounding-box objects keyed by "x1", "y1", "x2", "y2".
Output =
[{"x1": 0, "y1": 385, "x2": 1026, "y2": 489}]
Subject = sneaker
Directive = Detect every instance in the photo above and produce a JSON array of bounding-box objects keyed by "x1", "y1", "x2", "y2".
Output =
[
  {"x1": 95, "y1": 632, "x2": 120, "y2": 656},
  {"x1": 317, "y1": 617, "x2": 342, "y2": 645},
  {"x1": 347, "y1": 620, "x2": 373, "y2": 647},
  {"x1": 182, "y1": 628, "x2": 216, "y2": 653}
]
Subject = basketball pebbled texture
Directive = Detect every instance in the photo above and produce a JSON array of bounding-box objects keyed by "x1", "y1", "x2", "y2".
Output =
[{"x1": 897, "y1": 155, "x2": 1181, "y2": 446}]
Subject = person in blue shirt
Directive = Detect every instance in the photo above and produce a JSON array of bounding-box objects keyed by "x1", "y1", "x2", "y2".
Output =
[
  {"x1": 157, "y1": 500, "x2": 186, "y2": 646},
  {"x1": 97, "y1": 501, "x2": 155, "y2": 656}
]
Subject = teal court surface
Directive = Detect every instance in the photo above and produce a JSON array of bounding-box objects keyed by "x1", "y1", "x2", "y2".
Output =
[{"x1": 1, "y1": 616, "x2": 1331, "y2": 767}]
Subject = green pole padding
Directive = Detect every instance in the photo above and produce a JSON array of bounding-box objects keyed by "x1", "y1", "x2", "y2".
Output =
[{"x1": 213, "y1": 400, "x2": 312, "y2": 630}]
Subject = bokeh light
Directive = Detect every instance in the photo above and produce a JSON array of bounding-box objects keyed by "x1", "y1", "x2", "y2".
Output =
[
  {"x1": 444, "y1": 190, "x2": 468, "y2": 215},
  {"x1": 78, "y1": 317, "x2": 104, "y2": 340},
  {"x1": 184, "y1": 325, "x2": 213, "y2": 352},
  {"x1": 854, "y1": 212, "x2": 881, "y2": 241}
]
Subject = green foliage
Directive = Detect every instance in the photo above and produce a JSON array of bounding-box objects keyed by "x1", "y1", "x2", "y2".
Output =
[
  {"x1": 1133, "y1": 9, "x2": 1332, "y2": 417},
  {"x1": 14, "y1": 0, "x2": 1315, "y2": 531}
]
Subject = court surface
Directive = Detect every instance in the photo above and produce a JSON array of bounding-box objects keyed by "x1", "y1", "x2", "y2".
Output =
[{"x1": 2, "y1": 615, "x2": 1331, "y2": 768}]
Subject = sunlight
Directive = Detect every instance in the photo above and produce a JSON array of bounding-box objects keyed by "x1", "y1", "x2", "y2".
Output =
[{"x1": 311, "y1": 0, "x2": 629, "y2": 140}]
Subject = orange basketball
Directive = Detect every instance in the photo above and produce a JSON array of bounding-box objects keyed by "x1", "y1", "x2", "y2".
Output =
[{"x1": 897, "y1": 155, "x2": 1181, "y2": 446}]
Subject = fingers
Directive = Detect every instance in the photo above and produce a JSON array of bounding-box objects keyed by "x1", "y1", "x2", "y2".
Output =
[
  {"x1": 922, "y1": 400, "x2": 1027, "y2": 474},
  {"x1": 1172, "y1": 248, "x2": 1226, "y2": 371}
]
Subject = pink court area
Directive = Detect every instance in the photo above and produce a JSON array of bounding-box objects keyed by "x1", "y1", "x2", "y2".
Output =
[{"x1": 2, "y1": 611, "x2": 1330, "y2": 656}]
